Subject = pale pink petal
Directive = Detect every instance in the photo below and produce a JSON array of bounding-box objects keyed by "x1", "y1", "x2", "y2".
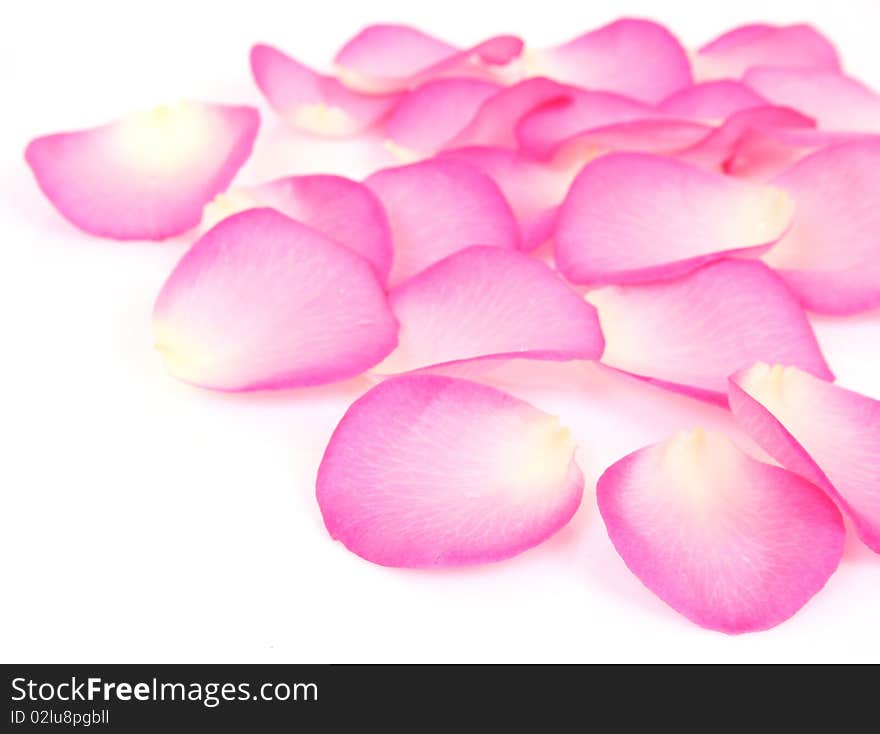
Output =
[
  {"x1": 336, "y1": 24, "x2": 457, "y2": 81},
  {"x1": 658, "y1": 80, "x2": 768, "y2": 120},
  {"x1": 743, "y1": 68, "x2": 880, "y2": 132},
  {"x1": 250, "y1": 44, "x2": 399, "y2": 136},
  {"x1": 555, "y1": 152, "x2": 793, "y2": 285},
  {"x1": 699, "y1": 23, "x2": 775, "y2": 50},
  {"x1": 335, "y1": 24, "x2": 523, "y2": 92},
  {"x1": 730, "y1": 364, "x2": 880, "y2": 553},
  {"x1": 365, "y1": 158, "x2": 520, "y2": 286},
  {"x1": 725, "y1": 126, "x2": 877, "y2": 180},
  {"x1": 375, "y1": 246, "x2": 603, "y2": 374},
  {"x1": 24, "y1": 102, "x2": 259, "y2": 240},
  {"x1": 152, "y1": 208, "x2": 397, "y2": 391},
  {"x1": 764, "y1": 140, "x2": 880, "y2": 314},
  {"x1": 383, "y1": 78, "x2": 502, "y2": 154},
  {"x1": 597, "y1": 429, "x2": 844, "y2": 633},
  {"x1": 530, "y1": 19, "x2": 692, "y2": 103},
  {"x1": 438, "y1": 145, "x2": 585, "y2": 250},
  {"x1": 675, "y1": 104, "x2": 815, "y2": 172},
  {"x1": 590, "y1": 260, "x2": 832, "y2": 401},
  {"x1": 201, "y1": 174, "x2": 393, "y2": 282},
  {"x1": 551, "y1": 118, "x2": 712, "y2": 159},
  {"x1": 515, "y1": 92, "x2": 708, "y2": 159},
  {"x1": 448, "y1": 77, "x2": 575, "y2": 149},
  {"x1": 317, "y1": 374, "x2": 584, "y2": 567},
  {"x1": 696, "y1": 24, "x2": 841, "y2": 80}
]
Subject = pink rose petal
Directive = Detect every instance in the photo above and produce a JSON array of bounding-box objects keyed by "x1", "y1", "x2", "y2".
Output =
[
  {"x1": 730, "y1": 363, "x2": 880, "y2": 553},
  {"x1": 250, "y1": 44, "x2": 400, "y2": 136},
  {"x1": 25, "y1": 102, "x2": 259, "y2": 240},
  {"x1": 658, "y1": 80, "x2": 768, "y2": 120},
  {"x1": 375, "y1": 246, "x2": 603, "y2": 374},
  {"x1": 365, "y1": 158, "x2": 520, "y2": 286},
  {"x1": 448, "y1": 77, "x2": 575, "y2": 149},
  {"x1": 590, "y1": 260, "x2": 832, "y2": 401},
  {"x1": 201, "y1": 173, "x2": 393, "y2": 283},
  {"x1": 743, "y1": 68, "x2": 880, "y2": 132},
  {"x1": 530, "y1": 18, "x2": 692, "y2": 103},
  {"x1": 383, "y1": 78, "x2": 502, "y2": 154},
  {"x1": 555, "y1": 152, "x2": 793, "y2": 285},
  {"x1": 317, "y1": 374, "x2": 584, "y2": 567},
  {"x1": 597, "y1": 429, "x2": 844, "y2": 633},
  {"x1": 334, "y1": 24, "x2": 523, "y2": 92},
  {"x1": 516, "y1": 93, "x2": 709, "y2": 159},
  {"x1": 725, "y1": 126, "x2": 877, "y2": 180},
  {"x1": 765, "y1": 140, "x2": 880, "y2": 314},
  {"x1": 439, "y1": 145, "x2": 586, "y2": 250},
  {"x1": 696, "y1": 23, "x2": 841, "y2": 80},
  {"x1": 153, "y1": 208, "x2": 397, "y2": 391},
  {"x1": 675, "y1": 104, "x2": 816, "y2": 172}
]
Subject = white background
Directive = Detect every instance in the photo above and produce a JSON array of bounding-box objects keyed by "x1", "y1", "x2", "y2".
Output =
[{"x1": 2, "y1": 0, "x2": 879, "y2": 663}]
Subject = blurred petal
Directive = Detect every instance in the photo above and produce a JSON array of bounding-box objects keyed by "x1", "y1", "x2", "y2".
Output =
[
  {"x1": 365, "y1": 159, "x2": 520, "y2": 286},
  {"x1": 517, "y1": 90, "x2": 654, "y2": 147},
  {"x1": 675, "y1": 104, "x2": 815, "y2": 172},
  {"x1": 516, "y1": 92, "x2": 708, "y2": 159},
  {"x1": 730, "y1": 364, "x2": 880, "y2": 553},
  {"x1": 597, "y1": 429, "x2": 844, "y2": 633},
  {"x1": 763, "y1": 140, "x2": 880, "y2": 313},
  {"x1": 317, "y1": 374, "x2": 584, "y2": 567},
  {"x1": 375, "y1": 246, "x2": 603, "y2": 374},
  {"x1": 555, "y1": 152, "x2": 792, "y2": 285},
  {"x1": 590, "y1": 260, "x2": 832, "y2": 401},
  {"x1": 250, "y1": 44, "x2": 399, "y2": 136},
  {"x1": 439, "y1": 145, "x2": 588, "y2": 250},
  {"x1": 448, "y1": 77, "x2": 575, "y2": 149},
  {"x1": 335, "y1": 24, "x2": 523, "y2": 92},
  {"x1": 201, "y1": 174, "x2": 393, "y2": 282},
  {"x1": 530, "y1": 18, "x2": 692, "y2": 102},
  {"x1": 744, "y1": 68, "x2": 880, "y2": 132},
  {"x1": 384, "y1": 78, "x2": 502, "y2": 154},
  {"x1": 658, "y1": 80, "x2": 768, "y2": 120},
  {"x1": 25, "y1": 102, "x2": 259, "y2": 240},
  {"x1": 696, "y1": 23, "x2": 841, "y2": 80},
  {"x1": 725, "y1": 126, "x2": 877, "y2": 179},
  {"x1": 152, "y1": 208, "x2": 397, "y2": 391}
]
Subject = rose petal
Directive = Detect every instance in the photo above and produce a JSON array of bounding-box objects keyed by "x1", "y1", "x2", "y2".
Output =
[
  {"x1": 730, "y1": 363, "x2": 880, "y2": 553},
  {"x1": 529, "y1": 18, "x2": 692, "y2": 103},
  {"x1": 589, "y1": 260, "x2": 832, "y2": 401},
  {"x1": 516, "y1": 93, "x2": 708, "y2": 159},
  {"x1": 317, "y1": 374, "x2": 584, "y2": 567},
  {"x1": 152, "y1": 208, "x2": 397, "y2": 391},
  {"x1": 764, "y1": 140, "x2": 880, "y2": 314},
  {"x1": 335, "y1": 24, "x2": 523, "y2": 92},
  {"x1": 365, "y1": 158, "x2": 520, "y2": 286},
  {"x1": 725, "y1": 126, "x2": 877, "y2": 180},
  {"x1": 696, "y1": 23, "x2": 841, "y2": 80},
  {"x1": 448, "y1": 77, "x2": 575, "y2": 149},
  {"x1": 250, "y1": 44, "x2": 399, "y2": 136},
  {"x1": 439, "y1": 145, "x2": 587, "y2": 250},
  {"x1": 675, "y1": 104, "x2": 816, "y2": 172},
  {"x1": 743, "y1": 68, "x2": 880, "y2": 132},
  {"x1": 597, "y1": 428, "x2": 845, "y2": 633},
  {"x1": 374, "y1": 246, "x2": 603, "y2": 374},
  {"x1": 555, "y1": 152, "x2": 793, "y2": 285},
  {"x1": 24, "y1": 102, "x2": 259, "y2": 240},
  {"x1": 554, "y1": 118, "x2": 713, "y2": 159},
  {"x1": 201, "y1": 173, "x2": 393, "y2": 282},
  {"x1": 514, "y1": 91, "x2": 650, "y2": 154},
  {"x1": 383, "y1": 78, "x2": 502, "y2": 154},
  {"x1": 658, "y1": 80, "x2": 768, "y2": 120}
]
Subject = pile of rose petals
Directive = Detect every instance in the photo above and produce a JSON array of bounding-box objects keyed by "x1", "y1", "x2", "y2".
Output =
[{"x1": 25, "y1": 18, "x2": 880, "y2": 635}]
